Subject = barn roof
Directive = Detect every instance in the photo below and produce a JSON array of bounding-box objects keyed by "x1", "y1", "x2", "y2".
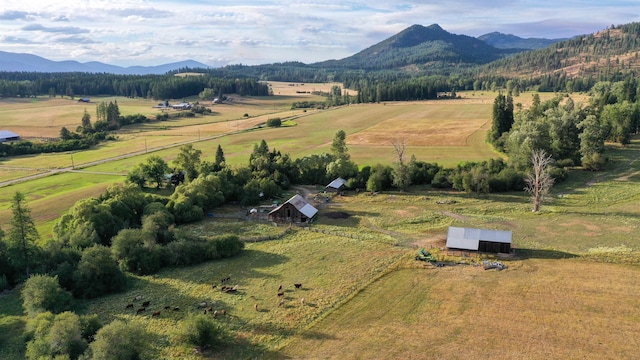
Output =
[
  {"x1": 269, "y1": 194, "x2": 318, "y2": 218},
  {"x1": 0, "y1": 130, "x2": 20, "y2": 140},
  {"x1": 446, "y1": 226, "x2": 512, "y2": 251},
  {"x1": 326, "y1": 177, "x2": 347, "y2": 190}
]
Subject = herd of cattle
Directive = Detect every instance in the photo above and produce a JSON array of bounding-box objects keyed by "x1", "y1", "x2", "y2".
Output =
[{"x1": 124, "y1": 276, "x2": 307, "y2": 318}]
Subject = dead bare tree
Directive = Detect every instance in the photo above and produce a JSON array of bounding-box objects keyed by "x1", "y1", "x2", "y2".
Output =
[
  {"x1": 391, "y1": 138, "x2": 410, "y2": 190},
  {"x1": 524, "y1": 149, "x2": 555, "y2": 212}
]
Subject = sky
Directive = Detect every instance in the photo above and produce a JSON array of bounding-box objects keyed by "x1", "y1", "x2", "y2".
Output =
[{"x1": 0, "y1": 0, "x2": 638, "y2": 67}]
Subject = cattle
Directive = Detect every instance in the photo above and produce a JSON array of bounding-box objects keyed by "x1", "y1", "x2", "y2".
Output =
[
  {"x1": 220, "y1": 309, "x2": 226, "y2": 316},
  {"x1": 301, "y1": 298, "x2": 306, "y2": 306},
  {"x1": 278, "y1": 284, "x2": 282, "y2": 291},
  {"x1": 278, "y1": 299, "x2": 285, "y2": 307},
  {"x1": 198, "y1": 302, "x2": 207, "y2": 308},
  {"x1": 207, "y1": 307, "x2": 213, "y2": 312},
  {"x1": 213, "y1": 310, "x2": 218, "y2": 318},
  {"x1": 254, "y1": 304, "x2": 259, "y2": 311},
  {"x1": 136, "y1": 307, "x2": 146, "y2": 314},
  {"x1": 212, "y1": 285, "x2": 217, "y2": 290},
  {"x1": 142, "y1": 300, "x2": 150, "y2": 307},
  {"x1": 277, "y1": 291, "x2": 284, "y2": 297},
  {"x1": 173, "y1": 306, "x2": 180, "y2": 311},
  {"x1": 294, "y1": 283, "x2": 302, "y2": 289},
  {"x1": 134, "y1": 295, "x2": 142, "y2": 301},
  {"x1": 164, "y1": 305, "x2": 171, "y2": 310},
  {"x1": 125, "y1": 303, "x2": 134, "y2": 309},
  {"x1": 152, "y1": 311, "x2": 161, "y2": 317}
]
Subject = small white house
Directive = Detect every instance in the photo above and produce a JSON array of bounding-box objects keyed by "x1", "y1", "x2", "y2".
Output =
[
  {"x1": 446, "y1": 226, "x2": 512, "y2": 253},
  {"x1": 325, "y1": 177, "x2": 347, "y2": 192}
]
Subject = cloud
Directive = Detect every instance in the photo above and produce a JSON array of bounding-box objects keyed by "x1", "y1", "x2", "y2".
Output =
[
  {"x1": 0, "y1": 35, "x2": 37, "y2": 44},
  {"x1": 107, "y1": 7, "x2": 174, "y2": 19},
  {"x1": 51, "y1": 15, "x2": 69, "y2": 22},
  {"x1": 21, "y1": 24, "x2": 90, "y2": 34},
  {"x1": 54, "y1": 35, "x2": 98, "y2": 44},
  {"x1": 0, "y1": 10, "x2": 33, "y2": 20}
]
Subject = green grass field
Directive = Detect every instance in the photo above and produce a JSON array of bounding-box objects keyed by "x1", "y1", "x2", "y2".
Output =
[{"x1": 0, "y1": 88, "x2": 638, "y2": 359}]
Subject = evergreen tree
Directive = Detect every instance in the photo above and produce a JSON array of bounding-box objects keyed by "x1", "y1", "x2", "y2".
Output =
[{"x1": 7, "y1": 192, "x2": 40, "y2": 278}]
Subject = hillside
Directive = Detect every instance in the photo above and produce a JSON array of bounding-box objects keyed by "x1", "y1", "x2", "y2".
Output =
[
  {"x1": 314, "y1": 24, "x2": 519, "y2": 72},
  {"x1": 479, "y1": 23, "x2": 640, "y2": 80},
  {"x1": 478, "y1": 32, "x2": 565, "y2": 49}
]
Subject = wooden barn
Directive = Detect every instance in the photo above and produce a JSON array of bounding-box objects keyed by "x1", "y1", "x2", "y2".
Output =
[
  {"x1": 325, "y1": 177, "x2": 347, "y2": 192},
  {"x1": 446, "y1": 226, "x2": 512, "y2": 253},
  {"x1": 268, "y1": 194, "x2": 318, "y2": 223}
]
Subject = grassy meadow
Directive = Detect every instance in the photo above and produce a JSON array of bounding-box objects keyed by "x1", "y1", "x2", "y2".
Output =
[{"x1": 0, "y1": 87, "x2": 638, "y2": 359}]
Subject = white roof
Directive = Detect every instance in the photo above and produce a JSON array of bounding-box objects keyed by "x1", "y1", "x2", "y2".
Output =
[
  {"x1": 0, "y1": 130, "x2": 19, "y2": 139},
  {"x1": 446, "y1": 226, "x2": 512, "y2": 251},
  {"x1": 326, "y1": 177, "x2": 347, "y2": 189}
]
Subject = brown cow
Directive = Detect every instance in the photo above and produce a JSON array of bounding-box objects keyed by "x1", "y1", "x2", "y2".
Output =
[{"x1": 152, "y1": 311, "x2": 161, "y2": 317}]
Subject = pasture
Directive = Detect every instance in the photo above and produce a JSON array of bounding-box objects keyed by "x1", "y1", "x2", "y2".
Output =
[{"x1": 0, "y1": 87, "x2": 638, "y2": 359}]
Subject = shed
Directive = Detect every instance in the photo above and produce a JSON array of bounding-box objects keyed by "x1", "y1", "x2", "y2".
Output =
[
  {"x1": 0, "y1": 130, "x2": 20, "y2": 142},
  {"x1": 268, "y1": 194, "x2": 318, "y2": 223},
  {"x1": 325, "y1": 177, "x2": 347, "y2": 192},
  {"x1": 446, "y1": 226, "x2": 512, "y2": 253}
]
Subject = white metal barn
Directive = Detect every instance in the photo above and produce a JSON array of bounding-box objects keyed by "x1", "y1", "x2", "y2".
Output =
[{"x1": 446, "y1": 226, "x2": 512, "y2": 253}]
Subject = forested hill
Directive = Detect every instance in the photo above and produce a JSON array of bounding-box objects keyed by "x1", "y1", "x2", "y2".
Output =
[
  {"x1": 313, "y1": 24, "x2": 519, "y2": 72},
  {"x1": 477, "y1": 32, "x2": 565, "y2": 50},
  {"x1": 477, "y1": 23, "x2": 640, "y2": 82}
]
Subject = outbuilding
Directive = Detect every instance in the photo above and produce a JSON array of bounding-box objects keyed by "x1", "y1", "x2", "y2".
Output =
[
  {"x1": 446, "y1": 226, "x2": 512, "y2": 253},
  {"x1": 325, "y1": 177, "x2": 347, "y2": 192},
  {"x1": 0, "y1": 130, "x2": 20, "y2": 142},
  {"x1": 268, "y1": 194, "x2": 318, "y2": 223}
]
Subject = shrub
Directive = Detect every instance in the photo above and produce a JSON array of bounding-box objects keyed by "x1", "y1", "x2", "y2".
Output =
[
  {"x1": 22, "y1": 274, "x2": 72, "y2": 316},
  {"x1": 266, "y1": 117, "x2": 282, "y2": 127},
  {"x1": 212, "y1": 234, "x2": 244, "y2": 258},
  {"x1": 89, "y1": 319, "x2": 154, "y2": 360},
  {"x1": 179, "y1": 314, "x2": 229, "y2": 350}
]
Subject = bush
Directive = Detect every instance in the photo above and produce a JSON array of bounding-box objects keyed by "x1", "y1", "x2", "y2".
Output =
[
  {"x1": 89, "y1": 319, "x2": 154, "y2": 360},
  {"x1": 266, "y1": 118, "x2": 282, "y2": 127},
  {"x1": 212, "y1": 235, "x2": 244, "y2": 258},
  {"x1": 180, "y1": 314, "x2": 229, "y2": 350},
  {"x1": 25, "y1": 312, "x2": 87, "y2": 360},
  {"x1": 22, "y1": 274, "x2": 72, "y2": 316}
]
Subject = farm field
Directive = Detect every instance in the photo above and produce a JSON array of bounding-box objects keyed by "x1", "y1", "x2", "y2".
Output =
[{"x1": 1, "y1": 86, "x2": 637, "y2": 359}]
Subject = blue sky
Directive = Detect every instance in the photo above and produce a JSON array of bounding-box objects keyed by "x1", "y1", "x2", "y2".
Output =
[{"x1": 0, "y1": 0, "x2": 637, "y2": 67}]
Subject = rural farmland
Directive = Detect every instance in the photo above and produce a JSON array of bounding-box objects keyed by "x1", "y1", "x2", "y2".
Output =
[{"x1": 0, "y1": 85, "x2": 638, "y2": 359}]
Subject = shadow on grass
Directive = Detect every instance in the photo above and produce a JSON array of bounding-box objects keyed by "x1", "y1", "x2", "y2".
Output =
[{"x1": 514, "y1": 248, "x2": 579, "y2": 260}]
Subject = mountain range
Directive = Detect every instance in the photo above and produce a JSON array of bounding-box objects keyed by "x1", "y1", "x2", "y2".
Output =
[
  {"x1": 0, "y1": 26, "x2": 565, "y2": 74},
  {"x1": 0, "y1": 51, "x2": 210, "y2": 75}
]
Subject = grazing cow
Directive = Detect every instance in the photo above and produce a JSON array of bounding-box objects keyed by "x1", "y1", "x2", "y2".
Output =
[
  {"x1": 294, "y1": 283, "x2": 302, "y2": 289},
  {"x1": 164, "y1": 305, "x2": 171, "y2": 310},
  {"x1": 136, "y1": 307, "x2": 146, "y2": 314},
  {"x1": 198, "y1": 302, "x2": 207, "y2": 308},
  {"x1": 207, "y1": 307, "x2": 213, "y2": 312},
  {"x1": 277, "y1": 291, "x2": 284, "y2": 297},
  {"x1": 213, "y1": 310, "x2": 218, "y2": 318},
  {"x1": 173, "y1": 306, "x2": 180, "y2": 311},
  {"x1": 125, "y1": 303, "x2": 134, "y2": 309},
  {"x1": 220, "y1": 309, "x2": 226, "y2": 316},
  {"x1": 278, "y1": 284, "x2": 282, "y2": 291},
  {"x1": 212, "y1": 285, "x2": 217, "y2": 290},
  {"x1": 142, "y1": 300, "x2": 150, "y2": 307},
  {"x1": 204, "y1": 309, "x2": 207, "y2": 315},
  {"x1": 152, "y1": 311, "x2": 161, "y2": 317},
  {"x1": 134, "y1": 295, "x2": 142, "y2": 301},
  {"x1": 254, "y1": 304, "x2": 259, "y2": 311},
  {"x1": 220, "y1": 285, "x2": 227, "y2": 291},
  {"x1": 278, "y1": 300, "x2": 285, "y2": 307},
  {"x1": 301, "y1": 298, "x2": 306, "y2": 306}
]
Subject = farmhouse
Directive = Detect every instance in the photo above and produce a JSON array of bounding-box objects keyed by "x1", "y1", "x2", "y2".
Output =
[
  {"x1": 268, "y1": 194, "x2": 318, "y2": 223},
  {"x1": 0, "y1": 130, "x2": 20, "y2": 142},
  {"x1": 446, "y1": 226, "x2": 512, "y2": 253},
  {"x1": 325, "y1": 177, "x2": 347, "y2": 192}
]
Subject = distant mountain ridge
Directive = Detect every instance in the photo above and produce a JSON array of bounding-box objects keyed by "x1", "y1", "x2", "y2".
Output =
[
  {"x1": 0, "y1": 51, "x2": 210, "y2": 75},
  {"x1": 314, "y1": 24, "x2": 520, "y2": 71},
  {"x1": 478, "y1": 32, "x2": 566, "y2": 49}
]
